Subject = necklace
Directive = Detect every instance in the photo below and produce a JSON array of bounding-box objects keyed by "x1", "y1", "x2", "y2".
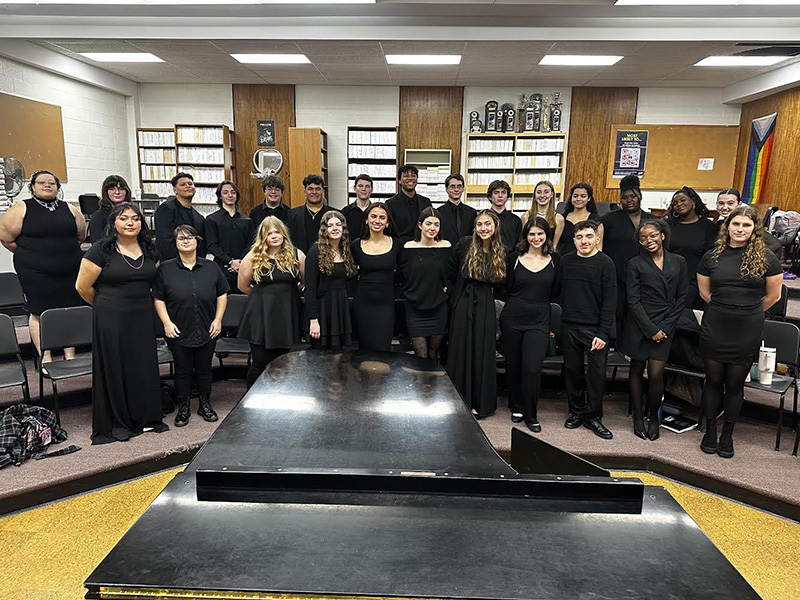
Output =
[
  {"x1": 116, "y1": 245, "x2": 144, "y2": 270},
  {"x1": 33, "y1": 195, "x2": 59, "y2": 212}
]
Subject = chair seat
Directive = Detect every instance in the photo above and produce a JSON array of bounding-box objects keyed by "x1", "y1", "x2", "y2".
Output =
[
  {"x1": 11, "y1": 315, "x2": 27, "y2": 328},
  {"x1": 157, "y1": 345, "x2": 173, "y2": 364},
  {"x1": 41, "y1": 357, "x2": 93, "y2": 380},
  {"x1": 744, "y1": 374, "x2": 795, "y2": 396},
  {"x1": 215, "y1": 337, "x2": 251, "y2": 355},
  {"x1": 606, "y1": 351, "x2": 630, "y2": 368},
  {"x1": 0, "y1": 363, "x2": 26, "y2": 389},
  {"x1": 665, "y1": 364, "x2": 706, "y2": 379}
]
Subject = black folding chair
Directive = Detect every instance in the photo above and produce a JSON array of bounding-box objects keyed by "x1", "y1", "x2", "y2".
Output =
[
  {"x1": 0, "y1": 313, "x2": 30, "y2": 406},
  {"x1": 214, "y1": 294, "x2": 252, "y2": 377},
  {"x1": 765, "y1": 284, "x2": 788, "y2": 322},
  {"x1": 38, "y1": 306, "x2": 93, "y2": 423},
  {"x1": 0, "y1": 272, "x2": 28, "y2": 328},
  {"x1": 78, "y1": 193, "x2": 100, "y2": 218}
]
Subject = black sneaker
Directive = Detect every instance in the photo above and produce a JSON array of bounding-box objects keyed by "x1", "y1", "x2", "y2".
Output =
[{"x1": 584, "y1": 418, "x2": 613, "y2": 439}]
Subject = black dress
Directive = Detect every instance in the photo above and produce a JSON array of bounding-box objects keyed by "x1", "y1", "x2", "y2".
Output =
[
  {"x1": 399, "y1": 246, "x2": 451, "y2": 337},
  {"x1": 558, "y1": 212, "x2": 598, "y2": 256},
  {"x1": 13, "y1": 198, "x2": 83, "y2": 316},
  {"x1": 620, "y1": 251, "x2": 688, "y2": 361},
  {"x1": 84, "y1": 243, "x2": 167, "y2": 445},
  {"x1": 304, "y1": 244, "x2": 352, "y2": 348},
  {"x1": 446, "y1": 238, "x2": 498, "y2": 418},
  {"x1": 351, "y1": 238, "x2": 401, "y2": 352},
  {"x1": 697, "y1": 246, "x2": 782, "y2": 365},
  {"x1": 238, "y1": 259, "x2": 302, "y2": 349},
  {"x1": 668, "y1": 218, "x2": 717, "y2": 309}
]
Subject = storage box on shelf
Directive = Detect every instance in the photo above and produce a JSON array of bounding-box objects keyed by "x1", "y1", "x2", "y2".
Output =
[
  {"x1": 175, "y1": 124, "x2": 235, "y2": 215},
  {"x1": 404, "y1": 148, "x2": 451, "y2": 205},
  {"x1": 464, "y1": 132, "x2": 567, "y2": 215},
  {"x1": 346, "y1": 126, "x2": 398, "y2": 201},
  {"x1": 288, "y1": 127, "x2": 328, "y2": 209},
  {"x1": 137, "y1": 127, "x2": 176, "y2": 199}
]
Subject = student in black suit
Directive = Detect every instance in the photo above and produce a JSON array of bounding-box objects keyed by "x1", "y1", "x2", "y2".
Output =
[
  {"x1": 341, "y1": 174, "x2": 373, "y2": 243},
  {"x1": 205, "y1": 180, "x2": 255, "y2": 293},
  {"x1": 249, "y1": 175, "x2": 290, "y2": 229},
  {"x1": 487, "y1": 179, "x2": 522, "y2": 252},
  {"x1": 386, "y1": 164, "x2": 432, "y2": 245},
  {"x1": 438, "y1": 173, "x2": 477, "y2": 246},
  {"x1": 154, "y1": 172, "x2": 206, "y2": 260},
  {"x1": 286, "y1": 174, "x2": 333, "y2": 254},
  {"x1": 620, "y1": 219, "x2": 688, "y2": 441}
]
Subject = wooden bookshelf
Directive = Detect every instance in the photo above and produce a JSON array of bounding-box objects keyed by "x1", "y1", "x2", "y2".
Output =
[
  {"x1": 288, "y1": 127, "x2": 328, "y2": 208},
  {"x1": 175, "y1": 124, "x2": 235, "y2": 214},
  {"x1": 347, "y1": 126, "x2": 398, "y2": 200},
  {"x1": 404, "y1": 148, "x2": 451, "y2": 204},
  {"x1": 137, "y1": 127, "x2": 176, "y2": 199}
]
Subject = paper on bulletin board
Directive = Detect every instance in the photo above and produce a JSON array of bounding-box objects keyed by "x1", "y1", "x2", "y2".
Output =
[
  {"x1": 697, "y1": 158, "x2": 715, "y2": 171},
  {"x1": 612, "y1": 130, "x2": 648, "y2": 178}
]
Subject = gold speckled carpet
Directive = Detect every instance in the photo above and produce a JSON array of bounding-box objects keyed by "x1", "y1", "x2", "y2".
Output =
[{"x1": 1, "y1": 469, "x2": 798, "y2": 600}]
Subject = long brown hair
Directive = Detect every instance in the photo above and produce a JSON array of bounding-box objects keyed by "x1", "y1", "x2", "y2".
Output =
[
  {"x1": 523, "y1": 180, "x2": 557, "y2": 229},
  {"x1": 465, "y1": 210, "x2": 506, "y2": 282},
  {"x1": 250, "y1": 216, "x2": 299, "y2": 283},
  {"x1": 711, "y1": 205, "x2": 769, "y2": 279},
  {"x1": 317, "y1": 210, "x2": 357, "y2": 277}
]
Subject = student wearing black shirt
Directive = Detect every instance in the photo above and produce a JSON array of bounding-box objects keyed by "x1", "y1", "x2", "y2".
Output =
[
  {"x1": 386, "y1": 164, "x2": 432, "y2": 245},
  {"x1": 154, "y1": 172, "x2": 206, "y2": 260},
  {"x1": 554, "y1": 220, "x2": 617, "y2": 439},
  {"x1": 154, "y1": 225, "x2": 229, "y2": 428},
  {"x1": 697, "y1": 205, "x2": 782, "y2": 458},
  {"x1": 89, "y1": 174, "x2": 130, "y2": 243},
  {"x1": 716, "y1": 188, "x2": 783, "y2": 257},
  {"x1": 601, "y1": 175, "x2": 653, "y2": 340},
  {"x1": 206, "y1": 180, "x2": 255, "y2": 293},
  {"x1": 487, "y1": 179, "x2": 522, "y2": 252},
  {"x1": 438, "y1": 173, "x2": 477, "y2": 246},
  {"x1": 249, "y1": 175, "x2": 290, "y2": 229},
  {"x1": 559, "y1": 182, "x2": 603, "y2": 256},
  {"x1": 341, "y1": 174, "x2": 373, "y2": 242},
  {"x1": 287, "y1": 174, "x2": 333, "y2": 254}
]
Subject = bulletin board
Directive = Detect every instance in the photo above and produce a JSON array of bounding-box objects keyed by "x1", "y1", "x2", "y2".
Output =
[
  {"x1": 605, "y1": 124, "x2": 739, "y2": 191},
  {"x1": 0, "y1": 91, "x2": 68, "y2": 181}
]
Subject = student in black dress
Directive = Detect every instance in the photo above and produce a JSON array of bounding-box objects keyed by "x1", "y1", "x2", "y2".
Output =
[
  {"x1": 487, "y1": 179, "x2": 522, "y2": 252},
  {"x1": 205, "y1": 180, "x2": 255, "y2": 293},
  {"x1": 554, "y1": 220, "x2": 616, "y2": 439},
  {"x1": 522, "y1": 180, "x2": 564, "y2": 250},
  {"x1": 0, "y1": 170, "x2": 86, "y2": 363},
  {"x1": 341, "y1": 174, "x2": 374, "y2": 243},
  {"x1": 400, "y1": 207, "x2": 452, "y2": 360},
  {"x1": 438, "y1": 173, "x2": 477, "y2": 246},
  {"x1": 621, "y1": 220, "x2": 688, "y2": 440},
  {"x1": 154, "y1": 225, "x2": 229, "y2": 427},
  {"x1": 305, "y1": 210, "x2": 357, "y2": 349},
  {"x1": 697, "y1": 205, "x2": 782, "y2": 458},
  {"x1": 351, "y1": 202, "x2": 401, "y2": 352},
  {"x1": 663, "y1": 186, "x2": 717, "y2": 309},
  {"x1": 75, "y1": 203, "x2": 167, "y2": 444},
  {"x1": 447, "y1": 210, "x2": 506, "y2": 419},
  {"x1": 89, "y1": 175, "x2": 130, "y2": 243},
  {"x1": 386, "y1": 164, "x2": 432, "y2": 245},
  {"x1": 249, "y1": 175, "x2": 290, "y2": 229},
  {"x1": 154, "y1": 172, "x2": 206, "y2": 260},
  {"x1": 559, "y1": 182, "x2": 603, "y2": 256},
  {"x1": 500, "y1": 217, "x2": 558, "y2": 433},
  {"x1": 238, "y1": 216, "x2": 306, "y2": 388},
  {"x1": 286, "y1": 174, "x2": 333, "y2": 254}
]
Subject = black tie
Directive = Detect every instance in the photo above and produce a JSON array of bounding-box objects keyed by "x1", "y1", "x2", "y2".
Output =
[{"x1": 455, "y1": 204, "x2": 462, "y2": 235}]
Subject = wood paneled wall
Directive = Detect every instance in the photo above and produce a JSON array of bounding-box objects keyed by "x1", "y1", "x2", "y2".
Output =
[
  {"x1": 733, "y1": 87, "x2": 800, "y2": 212},
  {"x1": 399, "y1": 86, "x2": 464, "y2": 174},
  {"x1": 565, "y1": 87, "x2": 638, "y2": 204},
  {"x1": 232, "y1": 84, "x2": 296, "y2": 213}
]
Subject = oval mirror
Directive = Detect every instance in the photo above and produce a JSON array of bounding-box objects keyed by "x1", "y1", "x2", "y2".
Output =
[{"x1": 253, "y1": 149, "x2": 284, "y2": 176}]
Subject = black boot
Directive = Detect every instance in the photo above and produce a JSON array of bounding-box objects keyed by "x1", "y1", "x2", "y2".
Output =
[
  {"x1": 174, "y1": 397, "x2": 191, "y2": 427},
  {"x1": 197, "y1": 394, "x2": 218, "y2": 423},
  {"x1": 700, "y1": 419, "x2": 718, "y2": 454},
  {"x1": 718, "y1": 421, "x2": 735, "y2": 458}
]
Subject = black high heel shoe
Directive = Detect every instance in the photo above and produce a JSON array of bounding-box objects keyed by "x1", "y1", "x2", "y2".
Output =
[
  {"x1": 633, "y1": 416, "x2": 647, "y2": 440},
  {"x1": 647, "y1": 416, "x2": 660, "y2": 441}
]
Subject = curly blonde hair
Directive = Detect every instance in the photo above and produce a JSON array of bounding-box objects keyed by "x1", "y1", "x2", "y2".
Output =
[
  {"x1": 711, "y1": 205, "x2": 768, "y2": 279},
  {"x1": 250, "y1": 216, "x2": 299, "y2": 283},
  {"x1": 317, "y1": 210, "x2": 357, "y2": 278},
  {"x1": 523, "y1": 180, "x2": 557, "y2": 230},
  {"x1": 465, "y1": 210, "x2": 506, "y2": 283}
]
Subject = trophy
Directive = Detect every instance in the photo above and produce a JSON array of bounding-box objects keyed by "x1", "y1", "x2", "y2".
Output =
[
  {"x1": 501, "y1": 102, "x2": 515, "y2": 132},
  {"x1": 550, "y1": 91, "x2": 563, "y2": 132},
  {"x1": 469, "y1": 110, "x2": 483, "y2": 133},
  {"x1": 530, "y1": 93, "x2": 543, "y2": 132},
  {"x1": 542, "y1": 95, "x2": 551, "y2": 132},
  {"x1": 485, "y1": 100, "x2": 499, "y2": 132}
]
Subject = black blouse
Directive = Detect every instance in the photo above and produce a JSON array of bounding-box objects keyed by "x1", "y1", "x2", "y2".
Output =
[
  {"x1": 668, "y1": 218, "x2": 718, "y2": 281},
  {"x1": 399, "y1": 246, "x2": 452, "y2": 311},
  {"x1": 697, "y1": 246, "x2": 782, "y2": 311}
]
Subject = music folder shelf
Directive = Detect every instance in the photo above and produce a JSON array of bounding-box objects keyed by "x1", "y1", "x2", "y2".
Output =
[{"x1": 85, "y1": 350, "x2": 758, "y2": 600}]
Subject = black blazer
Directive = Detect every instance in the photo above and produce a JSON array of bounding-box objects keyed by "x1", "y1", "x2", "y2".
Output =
[
  {"x1": 438, "y1": 201, "x2": 478, "y2": 246},
  {"x1": 154, "y1": 198, "x2": 206, "y2": 260},
  {"x1": 304, "y1": 243, "x2": 353, "y2": 321},
  {"x1": 625, "y1": 250, "x2": 688, "y2": 338},
  {"x1": 286, "y1": 204, "x2": 333, "y2": 254}
]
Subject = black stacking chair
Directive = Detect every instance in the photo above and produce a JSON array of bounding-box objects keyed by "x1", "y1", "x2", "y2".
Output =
[
  {"x1": 78, "y1": 193, "x2": 100, "y2": 218},
  {"x1": 152, "y1": 313, "x2": 174, "y2": 375},
  {"x1": 0, "y1": 272, "x2": 28, "y2": 329},
  {"x1": 0, "y1": 313, "x2": 30, "y2": 406},
  {"x1": 744, "y1": 320, "x2": 800, "y2": 451},
  {"x1": 214, "y1": 294, "x2": 252, "y2": 377},
  {"x1": 765, "y1": 284, "x2": 788, "y2": 322},
  {"x1": 38, "y1": 306, "x2": 93, "y2": 423}
]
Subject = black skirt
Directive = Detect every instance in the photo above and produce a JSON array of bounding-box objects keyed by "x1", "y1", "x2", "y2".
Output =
[
  {"x1": 406, "y1": 302, "x2": 447, "y2": 337},
  {"x1": 619, "y1": 312, "x2": 673, "y2": 362},
  {"x1": 700, "y1": 304, "x2": 763, "y2": 365}
]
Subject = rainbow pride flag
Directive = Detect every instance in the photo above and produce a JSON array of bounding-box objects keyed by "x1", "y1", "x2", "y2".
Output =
[{"x1": 742, "y1": 112, "x2": 777, "y2": 204}]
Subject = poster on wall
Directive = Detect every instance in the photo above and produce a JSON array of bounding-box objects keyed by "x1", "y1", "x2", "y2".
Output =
[
  {"x1": 257, "y1": 120, "x2": 275, "y2": 146},
  {"x1": 742, "y1": 112, "x2": 777, "y2": 205},
  {"x1": 612, "y1": 130, "x2": 649, "y2": 178}
]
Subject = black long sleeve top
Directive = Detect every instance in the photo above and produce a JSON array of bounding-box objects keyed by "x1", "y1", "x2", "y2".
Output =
[
  {"x1": 554, "y1": 251, "x2": 617, "y2": 341},
  {"x1": 154, "y1": 198, "x2": 206, "y2": 260},
  {"x1": 205, "y1": 208, "x2": 255, "y2": 268}
]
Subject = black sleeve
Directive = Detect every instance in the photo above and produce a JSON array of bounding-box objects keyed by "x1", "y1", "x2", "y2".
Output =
[
  {"x1": 597, "y1": 258, "x2": 617, "y2": 342},
  {"x1": 88, "y1": 211, "x2": 107, "y2": 243},
  {"x1": 205, "y1": 216, "x2": 232, "y2": 265},
  {"x1": 765, "y1": 250, "x2": 783, "y2": 277},
  {"x1": 626, "y1": 260, "x2": 659, "y2": 338},
  {"x1": 152, "y1": 265, "x2": 166, "y2": 301},
  {"x1": 83, "y1": 241, "x2": 108, "y2": 268},
  {"x1": 447, "y1": 237, "x2": 468, "y2": 287},
  {"x1": 244, "y1": 219, "x2": 256, "y2": 258},
  {"x1": 304, "y1": 245, "x2": 321, "y2": 321},
  {"x1": 662, "y1": 256, "x2": 688, "y2": 335},
  {"x1": 551, "y1": 254, "x2": 564, "y2": 304},
  {"x1": 154, "y1": 202, "x2": 175, "y2": 260},
  {"x1": 697, "y1": 249, "x2": 714, "y2": 277},
  {"x1": 548, "y1": 253, "x2": 560, "y2": 301},
  {"x1": 511, "y1": 213, "x2": 522, "y2": 247},
  {"x1": 703, "y1": 219, "x2": 718, "y2": 254}
]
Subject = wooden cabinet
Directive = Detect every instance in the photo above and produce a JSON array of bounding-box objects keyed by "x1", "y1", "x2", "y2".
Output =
[{"x1": 288, "y1": 127, "x2": 328, "y2": 208}]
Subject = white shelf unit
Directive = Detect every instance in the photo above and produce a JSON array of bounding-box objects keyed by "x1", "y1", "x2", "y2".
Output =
[
  {"x1": 403, "y1": 148, "x2": 452, "y2": 205},
  {"x1": 347, "y1": 126, "x2": 398, "y2": 200},
  {"x1": 137, "y1": 127, "x2": 177, "y2": 199},
  {"x1": 175, "y1": 124, "x2": 235, "y2": 215}
]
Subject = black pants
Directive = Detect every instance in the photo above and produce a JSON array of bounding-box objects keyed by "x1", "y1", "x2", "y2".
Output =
[
  {"x1": 167, "y1": 339, "x2": 216, "y2": 400},
  {"x1": 247, "y1": 344, "x2": 289, "y2": 388},
  {"x1": 562, "y1": 326, "x2": 609, "y2": 420},
  {"x1": 614, "y1": 281, "x2": 626, "y2": 342},
  {"x1": 501, "y1": 326, "x2": 548, "y2": 421}
]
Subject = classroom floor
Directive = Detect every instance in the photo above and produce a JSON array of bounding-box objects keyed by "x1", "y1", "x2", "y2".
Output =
[{"x1": 1, "y1": 467, "x2": 798, "y2": 600}]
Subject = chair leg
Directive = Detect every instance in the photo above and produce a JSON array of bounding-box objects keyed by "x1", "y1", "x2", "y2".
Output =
[
  {"x1": 39, "y1": 368, "x2": 44, "y2": 406},
  {"x1": 612, "y1": 366, "x2": 618, "y2": 389},
  {"x1": 776, "y1": 393, "x2": 785, "y2": 451},
  {"x1": 793, "y1": 424, "x2": 800, "y2": 456},
  {"x1": 51, "y1": 380, "x2": 61, "y2": 425},
  {"x1": 792, "y1": 377, "x2": 798, "y2": 432},
  {"x1": 22, "y1": 381, "x2": 31, "y2": 405}
]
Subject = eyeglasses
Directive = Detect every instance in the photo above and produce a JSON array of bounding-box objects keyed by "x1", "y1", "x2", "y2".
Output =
[
  {"x1": 36, "y1": 180, "x2": 57, "y2": 186},
  {"x1": 639, "y1": 233, "x2": 662, "y2": 242},
  {"x1": 447, "y1": 184, "x2": 464, "y2": 190},
  {"x1": 109, "y1": 185, "x2": 127, "y2": 192},
  {"x1": 176, "y1": 236, "x2": 196, "y2": 242}
]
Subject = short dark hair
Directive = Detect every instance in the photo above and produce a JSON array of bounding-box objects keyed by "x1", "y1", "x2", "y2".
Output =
[
  {"x1": 261, "y1": 175, "x2": 285, "y2": 192},
  {"x1": 414, "y1": 206, "x2": 443, "y2": 242},
  {"x1": 445, "y1": 173, "x2": 464, "y2": 188},
  {"x1": 637, "y1": 218, "x2": 671, "y2": 249},
  {"x1": 28, "y1": 170, "x2": 61, "y2": 194},
  {"x1": 354, "y1": 174, "x2": 374, "y2": 187},
  {"x1": 574, "y1": 219, "x2": 600, "y2": 235},
  {"x1": 171, "y1": 172, "x2": 193, "y2": 187},
  {"x1": 717, "y1": 188, "x2": 742, "y2": 203},
  {"x1": 100, "y1": 174, "x2": 131, "y2": 209},
  {"x1": 397, "y1": 164, "x2": 419, "y2": 179},
  {"x1": 303, "y1": 174, "x2": 325, "y2": 188},
  {"x1": 487, "y1": 179, "x2": 512, "y2": 198},
  {"x1": 517, "y1": 216, "x2": 554, "y2": 255},
  {"x1": 215, "y1": 180, "x2": 240, "y2": 207},
  {"x1": 173, "y1": 224, "x2": 202, "y2": 242}
]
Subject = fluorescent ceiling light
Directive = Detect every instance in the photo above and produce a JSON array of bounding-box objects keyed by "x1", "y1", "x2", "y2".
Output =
[
  {"x1": 539, "y1": 55, "x2": 623, "y2": 66},
  {"x1": 616, "y1": 0, "x2": 800, "y2": 4},
  {"x1": 695, "y1": 55, "x2": 789, "y2": 66},
  {"x1": 231, "y1": 54, "x2": 311, "y2": 64},
  {"x1": 80, "y1": 52, "x2": 163, "y2": 62},
  {"x1": 386, "y1": 55, "x2": 462, "y2": 65}
]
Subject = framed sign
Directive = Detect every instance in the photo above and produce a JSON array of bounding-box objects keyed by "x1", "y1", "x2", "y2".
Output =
[
  {"x1": 257, "y1": 120, "x2": 275, "y2": 147},
  {"x1": 612, "y1": 130, "x2": 648, "y2": 178}
]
